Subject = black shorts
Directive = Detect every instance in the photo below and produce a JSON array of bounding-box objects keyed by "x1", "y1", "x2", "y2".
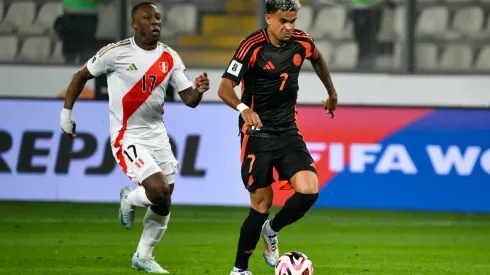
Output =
[{"x1": 240, "y1": 133, "x2": 317, "y2": 192}]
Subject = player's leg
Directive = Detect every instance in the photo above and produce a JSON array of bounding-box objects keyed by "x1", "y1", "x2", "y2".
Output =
[
  {"x1": 117, "y1": 143, "x2": 163, "y2": 230},
  {"x1": 263, "y1": 149, "x2": 319, "y2": 240},
  {"x1": 132, "y1": 150, "x2": 179, "y2": 274},
  {"x1": 260, "y1": 138, "x2": 319, "y2": 267},
  {"x1": 130, "y1": 172, "x2": 173, "y2": 273},
  {"x1": 115, "y1": 142, "x2": 173, "y2": 273},
  {"x1": 230, "y1": 149, "x2": 275, "y2": 275}
]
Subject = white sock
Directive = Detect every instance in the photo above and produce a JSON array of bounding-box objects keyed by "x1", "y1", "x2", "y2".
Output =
[
  {"x1": 125, "y1": 186, "x2": 153, "y2": 207},
  {"x1": 265, "y1": 219, "x2": 277, "y2": 236},
  {"x1": 136, "y1": 207, "x2": 170, "y2": 259}
]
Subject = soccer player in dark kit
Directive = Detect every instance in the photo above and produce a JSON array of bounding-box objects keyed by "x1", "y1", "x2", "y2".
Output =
[{"x1": 217, "y1": 0, "x2": 339, "y2": 274}]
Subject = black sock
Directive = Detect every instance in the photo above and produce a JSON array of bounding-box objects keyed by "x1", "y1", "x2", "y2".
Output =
[
  {"x1": 234, "y1": 208, "x2": 269, "y2": 270},
  {"x1": 270, "y1": 192, "x2": 318, "y2": 233}
]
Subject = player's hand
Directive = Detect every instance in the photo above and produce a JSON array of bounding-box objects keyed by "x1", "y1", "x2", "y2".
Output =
[
  {"x1": 60, "y1": 108, "x2": 76, "y2": 137},
  {"x1": 241, "y1": 109, "x2": 263, "y2": 130},
  {"x1": 195, "y1": 72, "x2": 209, "y2": 93},
  {"x1": 322, "y1": 95, "x2": 338, "y2": 119}
]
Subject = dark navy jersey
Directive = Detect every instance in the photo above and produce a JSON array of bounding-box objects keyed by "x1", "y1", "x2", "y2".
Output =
[{"x1": 222, "y1": 28, "x2": 318, "y2": 137}]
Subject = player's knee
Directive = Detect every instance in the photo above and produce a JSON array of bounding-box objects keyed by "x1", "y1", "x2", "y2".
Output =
[
  {"x1": 145, "y1": 183, "x2": 171, "y2": 205},
  {"x1": 250, "y1": 188, "x2": 273, "y2": 214},
  {"x1": 291, "y1": 171, "x2": 319, "y2": 194},
  {"x1": 251, "y1": 199, "x2": 272, "y2": 214},
  {"x1": 142, "y1": 172, "x2": 172, "y2": 204},
  {"x1": 153, "y1": 184, "x2": 171, "y2": 204}
]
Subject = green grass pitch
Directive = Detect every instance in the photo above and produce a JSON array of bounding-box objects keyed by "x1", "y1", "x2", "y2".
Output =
[{"x1": 0, "y1": 201, "x2": 489, "y2": 274}]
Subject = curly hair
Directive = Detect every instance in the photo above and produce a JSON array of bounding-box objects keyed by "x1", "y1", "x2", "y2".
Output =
[{"x1": 265, "y1": 0, "x2": 302, "y2": 13}]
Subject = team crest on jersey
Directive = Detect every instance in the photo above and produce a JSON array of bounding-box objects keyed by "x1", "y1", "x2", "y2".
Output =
[
  {"x1": 293, "y1": 53, "x2": 302, "y2": 66},
  {"x1": 159, "y1": 62, "x2": 168, "y2": 73}
]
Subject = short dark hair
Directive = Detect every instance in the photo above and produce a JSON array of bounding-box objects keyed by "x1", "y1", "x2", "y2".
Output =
[
  {"x1": 131, "y1": 2, "x2": 156, "y2": 19},
  {"x1": 265, "y1": 0, "x2": 301, "y2": 14}
]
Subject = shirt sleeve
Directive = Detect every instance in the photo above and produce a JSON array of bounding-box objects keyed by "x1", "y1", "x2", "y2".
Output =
[
  {"x1": 303, "y1": 32, "x2": 318, "y2": 60},
  {"x1": 168, "y1": 48, "x2": 193, "y2": 92},
  {"x1": 221, "y1": 37, "x2": 259, "y2": 85},
  {"x1": 86, "y1": 43, "x2": 118, "y2": 77},
  {"x1": 293, "y1": 30, "x2": 318, "y2": 60}
]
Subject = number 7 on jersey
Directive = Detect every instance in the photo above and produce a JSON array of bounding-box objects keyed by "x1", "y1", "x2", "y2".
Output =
[{"x1": 279, "y1": 73, "x2": 288, "y2": 91}]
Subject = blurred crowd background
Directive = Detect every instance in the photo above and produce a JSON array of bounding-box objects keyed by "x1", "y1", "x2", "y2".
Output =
[{"x1": 1, "y1": 0, "x2": 489, "y2": 74}]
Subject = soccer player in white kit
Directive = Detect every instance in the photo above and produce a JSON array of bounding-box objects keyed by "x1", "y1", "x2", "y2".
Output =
[{"x1": 59, "y1": 2, "x2": 210, "y2": 273}]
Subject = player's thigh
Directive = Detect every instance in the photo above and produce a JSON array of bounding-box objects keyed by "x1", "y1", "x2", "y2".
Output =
[
  {"x1": 241, "y1": 151, "x2": 275, "y2": 193},
  {"x1": 275, "y1": 150, "x2": 319, "y2": 194},
  {"x1": 115, "y1": 142, "x2": 162, "y2": 186},
  {"x1": 153, "y1": 146, "x2": 180, "y2": 185}
]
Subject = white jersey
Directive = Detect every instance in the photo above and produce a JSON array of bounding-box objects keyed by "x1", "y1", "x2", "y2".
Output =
[{"x1": 86, "y1": 37, "x2": 193, "y2": 149}]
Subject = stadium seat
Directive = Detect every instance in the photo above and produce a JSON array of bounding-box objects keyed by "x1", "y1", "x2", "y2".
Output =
[
  {"x1": 19, "y1": 2, "x2": 63, "y2": 35},
  {"x1": 50, "y1": 40, "x2": 65, "y2": 63},
  {"x1": 0, "y1": 1, "x2": 4, "y2": 23},
  {"x1": 415, "y1": 43, "x2": 438, "y2": 70},
  {"x1": 162, "y1": 3, "x2": 197, "y2": 37},
  {"x1": 393, "y1": 6, "x2": 405, "y2": 40},
  {"x1": 445, "y1": 0, "x2": 471, "y2": 3},
  {"x1": 295, "y1": 5, "x2": 313, "y2": 32},
  {"x1": 95, "y1": 3, "x2": 117, "y2": 39},
  {"x1": 0, "y1": 1, "x2": 36, "y2": 33},
  {"x1": 332, "y1": 42, "x2": 358, "y2": 69},
  {"x1": 416, "y1": 6, "x2": 449, "y2": 38},
  {"x1": 475, "y1": 45, "x2": 490, "y2": 70},
  {"x1": 438, "y1": 44, "x2": 473, "y2": 70},
  {"x1": 378, "y1": 8, "x2": 394, "y2": 41},
  {"x1": 309, "y1": 6, "x2": 346, "y2": 39},
  {"x1": 393, "y1": 42, "x2": 437, "y2": 69},
  {"x1": 375, "y1": 56, "x2": 394, "y2": 69},
  {"x1": 17, "y1": 36, "x2": 51, "y2": 62},
  {"x1": 315, "y1": 40, "x2": 333, "y2": 63},
  {"x1": 447, "y1": 7, "x2": 484, "y2": 38},
  {"x1": 337, "y1": 20, "x2": 353, "y2": 40},
  {"x1": 0, "y1": 35, "x2": 18, "y2": 61}
]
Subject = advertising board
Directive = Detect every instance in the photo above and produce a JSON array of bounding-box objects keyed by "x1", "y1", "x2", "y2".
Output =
[{"x1": 1, "y1": 100, "x2": 489, "y2": 212}]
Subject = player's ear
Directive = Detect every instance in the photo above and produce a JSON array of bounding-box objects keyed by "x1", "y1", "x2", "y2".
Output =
[{"x1": 265, "y1": 13, "x2": 272, "y2": 25}]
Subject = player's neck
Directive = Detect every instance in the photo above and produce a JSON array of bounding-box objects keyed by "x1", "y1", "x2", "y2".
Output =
[
  {"x1": 133, "y1": 36, "x2": 157, "y2": 51},
  {"x1": 266, "y1": 28, "x2": 285, "y2": 48}
]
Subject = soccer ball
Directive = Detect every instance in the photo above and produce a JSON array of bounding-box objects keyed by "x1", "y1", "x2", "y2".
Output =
[{"x1": 275, "y1": 251, "x2": 314, "y2": 275}]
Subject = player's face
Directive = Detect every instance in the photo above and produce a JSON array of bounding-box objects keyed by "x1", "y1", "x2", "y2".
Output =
[
  {"x1": 266, "y1": 11, "x2": 297, "y2": 43},
  {"x1": 132, "y1": 4, "x2": 162, "y2": 45}
]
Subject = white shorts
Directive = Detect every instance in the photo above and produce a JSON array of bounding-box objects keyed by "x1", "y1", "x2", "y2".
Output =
[{"x1": 112, "y1": 140, "x2": 179, "y2": 185}]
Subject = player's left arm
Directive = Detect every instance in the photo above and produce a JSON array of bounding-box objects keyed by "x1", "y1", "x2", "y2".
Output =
[
  {"x1": 177, "y1": 73, "x2": 209, "y2": 108},
  {"x1": 168, "y1": 48, "x2": 209, "y2": 108},
  {"x1": 308, "y1": 40, "x2": 338, "y2": 118}
]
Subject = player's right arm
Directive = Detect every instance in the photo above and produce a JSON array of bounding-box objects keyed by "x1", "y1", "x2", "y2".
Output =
[
  {"x1": 60, "y1": 44, "x2": 117, "y2": 136},
  {"x1": 218, "y1": 36, "x2": 263, "y2": 129}
]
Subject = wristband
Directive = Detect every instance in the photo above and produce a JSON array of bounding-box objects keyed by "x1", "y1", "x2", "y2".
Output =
[
  {"x1": 236, "y1": 103, "x2": 249, "y2": 113},
  {"x1": 60, "y1": 108, "x2": 72, "y2": 119}
]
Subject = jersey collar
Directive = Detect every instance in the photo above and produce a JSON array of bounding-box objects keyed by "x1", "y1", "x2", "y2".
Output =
[
  {"x1": 262, "y1": 28, "x2": 271, "y2": 44},
  {"x1": 130, "y1": 37, "x2": 159, "y2": 54}
]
